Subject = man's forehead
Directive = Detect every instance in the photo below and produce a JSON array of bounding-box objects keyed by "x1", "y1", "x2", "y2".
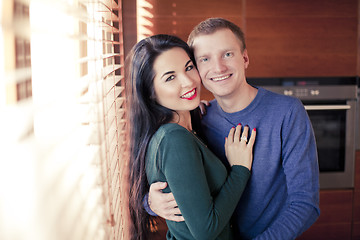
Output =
[{"x1": 193, "y1": 41, "x2": 241, "y2": 57}]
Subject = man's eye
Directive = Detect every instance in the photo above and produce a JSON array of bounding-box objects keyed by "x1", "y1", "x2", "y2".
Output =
[
  {"x1": 200, "y1": 58, "x2": 208, "y2": 63},
  {"x1": 225, "y1": 52, "x2": 234, "y2": 58},
  {"x1": 186, "y1": 65, "x2": 194, "y2": 71},
  {"x1": 166, "y1": 75, "x2": 175, "y2": 82}
]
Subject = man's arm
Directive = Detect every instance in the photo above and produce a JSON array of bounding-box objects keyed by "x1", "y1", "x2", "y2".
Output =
[
  {"x1": 255, "y1": 100, "x2": 320, "y2": 239},
  {"x1": 147, "y1": 182, "x2": 184, "y2": 222}
]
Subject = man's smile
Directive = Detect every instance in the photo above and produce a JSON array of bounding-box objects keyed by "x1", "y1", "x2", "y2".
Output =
[{"x1": 210, "y1": 74, "x2": 232, "y2": 82}]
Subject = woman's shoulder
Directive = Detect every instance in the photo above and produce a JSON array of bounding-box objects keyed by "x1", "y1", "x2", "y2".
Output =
[
  {"x1": 147, "y1": 123, "x2": 196, "y2": 161},
  {"x1": 156, "y1": 123, "x2": 188, "y2": 134},
  {"x1": 152, "y1": 123, "x2": 192, "y2": 143}
]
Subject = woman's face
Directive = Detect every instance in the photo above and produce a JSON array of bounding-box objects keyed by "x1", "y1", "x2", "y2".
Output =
[{"x1": 153, "y1": 47, "x2": 201, "y2": 113}]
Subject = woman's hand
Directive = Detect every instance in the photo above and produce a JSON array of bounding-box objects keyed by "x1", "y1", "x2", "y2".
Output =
[
  {"x1": 225, "y1": 124, "x2": 256, "y2": 170},
  {"x1": 198, "y1": 100, "x2": 210, "y2": 116}
]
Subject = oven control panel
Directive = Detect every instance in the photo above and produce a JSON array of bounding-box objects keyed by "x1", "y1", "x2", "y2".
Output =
[
  {"x1": 264, "y1": 85, "x2": 357, "y2": 100},
  {"x1": 283, "y1": 89, "x2": 320, "y2": 97}
]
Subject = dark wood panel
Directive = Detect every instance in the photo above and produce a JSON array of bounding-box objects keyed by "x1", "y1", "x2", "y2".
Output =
[
  {"x1": 299, "y1": 190, "x2": 353, "y2": 239},
  {"x1": 317, "y1": 190, "x2": 353, "y2": 224},
  {"x1": 148, "y1": 217, "x2": 168, "y2": 240},
  {"x1": 139, "y1": 0, "x2": 245, "y2": 41},
  {"x1": 122, "y1": 0, "x2": 137, "y2": 58},
  {"x1": 358, "y1": 2, "x2": 360, "y2": 76},
  {"x1": 146, "y1": 0, "x2": 243, "y2": 16},
  {"x1": 353, "y1": 222, "x2": 360, "y2": 240},
  {"x1": 353, "y1": 151, "x2": 360, "y2": 240},
  {"x1": 355, "y1": 151, "x2": 360, "y2": 189},
  {"x1": 142, "y1": 16, "x2": 243, "y2": 42},
  {"x1": 354, "y1": 189, "x2": 360, "y2": 224},
  {"x1": 245, "y1": 0, "x2": 358, "y2": 77},
  {"x1": 298, "y1": 223, "x2": 352, "y2": 240},
  {"x1": 246, "y1": 54, "x2": 357, "y2": 77},
  {"x1": 200, "y1": 86, "x2": 214, "y2": 101},
  {"x1": 246, "y1": 0, "x2": 357, "y2": 17}
]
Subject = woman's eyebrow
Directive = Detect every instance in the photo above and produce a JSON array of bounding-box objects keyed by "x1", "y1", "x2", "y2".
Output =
[
  {"x1": 161, "y1": 70, "x2": 175, "y2": 79},
  {"x1": 160, "y1": 60, "x2": 192, "y2": 79},
  {"x1": 185, "y1": 59, "x2": 192, "y2": 67}
]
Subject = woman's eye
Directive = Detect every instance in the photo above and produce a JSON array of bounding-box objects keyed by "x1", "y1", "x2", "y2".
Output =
[
  {"x1": 185, "y1": 65, "x2": 194, "y2": 71},
  {"x1": 165, "y1": 75, "x2": 175, "y2": 82}
]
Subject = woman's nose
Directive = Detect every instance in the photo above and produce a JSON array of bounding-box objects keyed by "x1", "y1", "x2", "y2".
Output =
[{"x1": 180, "y1": 74, "x2": 195, "y2": 87}]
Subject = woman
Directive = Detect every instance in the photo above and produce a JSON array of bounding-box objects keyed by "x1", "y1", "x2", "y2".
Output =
[{"x1": 127, "y1": 34, "x2": 256, "y2": 240}]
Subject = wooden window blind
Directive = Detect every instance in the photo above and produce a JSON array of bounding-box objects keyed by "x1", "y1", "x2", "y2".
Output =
[{"x1": 0, "y1": 0, "x2": 130, "y2": 239}]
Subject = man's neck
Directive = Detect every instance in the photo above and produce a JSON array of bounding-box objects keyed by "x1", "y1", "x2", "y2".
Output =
[{"x1": 216, "y1": 84, "x2": 258, "y2": 113}]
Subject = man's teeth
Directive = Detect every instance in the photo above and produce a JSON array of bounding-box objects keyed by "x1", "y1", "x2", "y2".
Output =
[
  {"x1": 181, "y1": 89, "x2": 195, "y2": 98},
  {"x1": 212, "y1": 74, "x2": 230, "y2": 81}
]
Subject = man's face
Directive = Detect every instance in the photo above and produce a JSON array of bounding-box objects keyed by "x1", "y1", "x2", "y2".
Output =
[{"x1": 192, "y1": 28, "x2": 249, "y2": 99}]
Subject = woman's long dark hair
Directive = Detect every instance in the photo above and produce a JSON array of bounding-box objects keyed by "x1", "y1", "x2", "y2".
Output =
[{"x1": 126, "y1": 34, "x2": 195, "y2": 240}]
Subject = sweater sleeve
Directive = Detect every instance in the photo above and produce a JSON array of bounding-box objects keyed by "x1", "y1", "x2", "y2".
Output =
[
  {"x1": 158, "y1": 128, "x2": 250, "y2": 240},
  {"x1": 255, "y1": 99, "x2": 320, "y2": 240}
]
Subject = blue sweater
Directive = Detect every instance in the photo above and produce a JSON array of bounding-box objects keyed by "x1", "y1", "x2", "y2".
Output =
[{"x1": 201, "y1": 87, "x2": 320, "y2": 239}]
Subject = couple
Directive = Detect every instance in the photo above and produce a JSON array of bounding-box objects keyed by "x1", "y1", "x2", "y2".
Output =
[{"x1": 127, "y1": 18, "x2": 320, "y2": 240}]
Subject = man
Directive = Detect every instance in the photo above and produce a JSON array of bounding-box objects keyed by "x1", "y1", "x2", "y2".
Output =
[{"x1": 148, "y1": 18, "x2": 320, "y2": 239}]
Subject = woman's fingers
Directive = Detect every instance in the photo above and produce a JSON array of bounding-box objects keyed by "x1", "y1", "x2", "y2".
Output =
[
  {"x1": 240, "y1": 125, "x2": 249, "y2": 143},
  {"x1": 234, "y1": 124, "x2": 242, "y2": 142},
  {"x1": 247, "y1": 128, "x2": 256, "y2": 147},
  {"x1": 227, "y1": 126, "x2": 235, "y2": 142},
  {"x1": 227, "y1": 125, "x2": 256, "y2": 145}
]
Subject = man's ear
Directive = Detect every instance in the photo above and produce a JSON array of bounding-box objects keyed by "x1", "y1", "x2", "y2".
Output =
[{"x1": 243, "y1": 49, "x2": 249, "y2": 68}]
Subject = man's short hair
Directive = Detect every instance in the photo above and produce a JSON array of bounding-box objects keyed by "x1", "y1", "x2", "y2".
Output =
[{"x1": 188, "y1": 18, "x2": 246, "y2": 52}]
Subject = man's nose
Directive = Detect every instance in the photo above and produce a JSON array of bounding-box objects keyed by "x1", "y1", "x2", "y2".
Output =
[{"x1": 213, "y1": 58, "x2": 227, "y2": 73}]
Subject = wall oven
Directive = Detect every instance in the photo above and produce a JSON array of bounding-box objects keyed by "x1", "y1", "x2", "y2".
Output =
[{"x1": 248, "y1": 77, "x2": 358, "y2": 189}]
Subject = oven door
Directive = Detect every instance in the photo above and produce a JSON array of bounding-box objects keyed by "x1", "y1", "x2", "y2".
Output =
[{"x1": 304, "y1": 100, "x2": 356, "y2": 189}]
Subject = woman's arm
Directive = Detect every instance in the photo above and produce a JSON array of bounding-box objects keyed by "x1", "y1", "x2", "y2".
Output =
[{"x1": 147, "y1": 126, "x2": 254, "y2": 239}]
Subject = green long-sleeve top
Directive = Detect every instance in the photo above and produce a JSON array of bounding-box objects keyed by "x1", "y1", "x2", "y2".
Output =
[{"x1": 146, "y1": 123, "x2": 250, "y2": 240}]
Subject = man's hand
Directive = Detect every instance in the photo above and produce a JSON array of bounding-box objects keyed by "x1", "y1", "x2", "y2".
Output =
[{"x1": 148, "y1": 182, "x2": 184, "y2": 222}]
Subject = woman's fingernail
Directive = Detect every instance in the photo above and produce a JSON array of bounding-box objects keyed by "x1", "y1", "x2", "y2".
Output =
[
  {"x1": 238, "y1": 123, "x2": 242, "y2": 126},
  {"x1": 254, "y1": 128, "x2": 256, "y2": 131}
]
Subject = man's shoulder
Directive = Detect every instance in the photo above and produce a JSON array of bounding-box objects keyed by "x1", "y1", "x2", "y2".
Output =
[
  {"x1": 202, "y1": 100, "x2": 223, "y2": 123},
  {"x1": 259, "y1": 87, "x2": 301, "y2": 108}
]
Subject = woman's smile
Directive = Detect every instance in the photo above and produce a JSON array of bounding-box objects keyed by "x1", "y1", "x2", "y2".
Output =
[{"x1": 180, "y1": 88, "x2": 197, "y2": 100}]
